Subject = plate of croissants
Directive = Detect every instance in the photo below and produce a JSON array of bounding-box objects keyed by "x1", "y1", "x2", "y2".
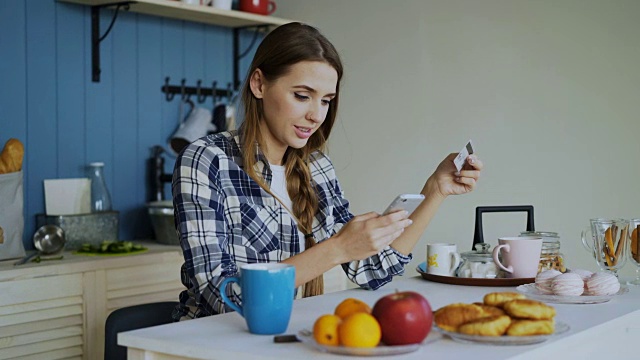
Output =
[{"x1": 433, "y1": 292, "x2": 569, "y2": 345}]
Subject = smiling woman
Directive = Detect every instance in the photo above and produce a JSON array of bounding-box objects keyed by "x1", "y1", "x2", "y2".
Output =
[
  {"x1": 249, "y1": 60, "x2": 338, "y2": 162},
  {"x1": 171, "y1": 22, "x2": 483, "y2": 321}
]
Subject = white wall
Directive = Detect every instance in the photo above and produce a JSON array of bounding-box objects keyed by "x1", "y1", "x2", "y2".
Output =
[{"x1": 274, "y1": 0, "x2": 640, "y2": 278}]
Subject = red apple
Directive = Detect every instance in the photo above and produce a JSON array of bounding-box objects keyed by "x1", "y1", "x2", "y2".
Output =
[{"x1": 371, "y1": 290, "x2": 433, "y2": 345}]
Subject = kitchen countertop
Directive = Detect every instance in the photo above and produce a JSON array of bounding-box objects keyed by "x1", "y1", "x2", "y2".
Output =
[
  {"x1": 0, "y1": 241, "x2": 181, "y2": 281},
  {"x1": 118, "y1": 275, "x2": 640, "y2": 359}
]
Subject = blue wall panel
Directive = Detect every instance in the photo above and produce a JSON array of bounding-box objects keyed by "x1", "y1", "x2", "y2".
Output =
[
  {"x1": 112, "y1": 11, "x2": 139, "y2": 240},
  {"x1": 85, "y1": 8, "x2": 114, "y2": 192},
  {"x1": 160, "y1": 18, "x2": 184, "y2": 187},
  {"x1": 204, "y1": 27, "x2": 233, "y2": 91},
  {"x1": 0, "y1": 0, "x2": 27, "y2": 150},
  {"x1": 56, "y1": 3, "x2": 86, "y2": 179},
  {"x1": 0, "y1": 0, "x2": 243, "y2": 249},
  {"x1": 136, "y1": 15, "x2": 164, "y2": 239},
  {"x1": 0, "y1": 0, "x2": 28, "y2": 248},
  {"x1": 25, "y1": 0, "x2": 58, "y2": 244},
  {"x1": 161, "y1": 18, "x2": 184, "y2": 153},
  {"x1": 184, "y1": 22, "x2": 206, "y2": 85}
]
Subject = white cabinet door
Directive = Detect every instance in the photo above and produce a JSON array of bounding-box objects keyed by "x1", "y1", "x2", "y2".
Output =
[{"x1": 0, "y1": 273, "x2": 84, "y2": 360}]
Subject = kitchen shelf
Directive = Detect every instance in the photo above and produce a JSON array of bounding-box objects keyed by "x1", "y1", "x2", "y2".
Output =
[
  {"x1": 58, "y1": 0, "x2": 295, "y2": 82},
  {"x1": 58, "y1": 0, "x2": 294, "y2": 27}
]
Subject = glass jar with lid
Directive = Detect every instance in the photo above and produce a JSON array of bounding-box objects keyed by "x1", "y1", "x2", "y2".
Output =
[
  {"x1": 456, "y1": 243, "x2": 499, "y2": 278},
  {"x1": 519, "y1": 231, "x2": 566, "y2": 273}
]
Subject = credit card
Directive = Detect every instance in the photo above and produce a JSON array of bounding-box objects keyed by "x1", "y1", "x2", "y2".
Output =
[{"x1": 454, "y1": 140, "x2": 475, "y2": 172}]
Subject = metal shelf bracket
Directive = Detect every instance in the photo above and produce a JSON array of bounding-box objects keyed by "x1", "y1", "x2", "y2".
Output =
[
  {"x1": 232, "y1": 25, "x2": 269, "y2": 91},
  {"x1": 90, "y1": 4, "x2": 269, "y2": 86},
  {"x1": 91, "y1": 1, "x2": 135, "y2": 82}
]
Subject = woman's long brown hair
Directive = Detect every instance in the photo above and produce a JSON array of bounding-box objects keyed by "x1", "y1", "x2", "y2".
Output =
[{"x1": 239, "y1": 23, "x2": 343, "y2": 297}]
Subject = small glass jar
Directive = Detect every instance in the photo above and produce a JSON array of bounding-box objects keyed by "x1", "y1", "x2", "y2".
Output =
[
  {"x1": 456, "y1": 243, "x2": 499, "y2": 278},
  {"x1": 520, "y1": 231, "x2": 566, "y2": 273}
]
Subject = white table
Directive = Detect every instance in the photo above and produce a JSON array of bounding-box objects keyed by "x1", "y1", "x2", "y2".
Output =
[{"x1": 119, "y1": 276, "x2": 640, "y2": 359}]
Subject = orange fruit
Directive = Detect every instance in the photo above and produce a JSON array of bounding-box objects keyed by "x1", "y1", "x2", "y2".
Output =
[
  {"x1": 338, "y1": 313, "x2": 381, "y2": 348},
  {"x1": 334, "y1": 298, "x2": 372, "y2": 319},
  {"x1": 313, "y1": 314, "x2": 341, "y2": 346}
]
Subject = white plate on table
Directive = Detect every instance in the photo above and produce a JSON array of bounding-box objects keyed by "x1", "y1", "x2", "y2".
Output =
[
  {"x1": 434, "y1": 321, "x2": 570, "y2": 346},
  {"x1": 297, "y1": 329, "x2": 424, "y2": 356},
  {"x1": 516, "y1": 283, "x2": 628, "y2": 304}
]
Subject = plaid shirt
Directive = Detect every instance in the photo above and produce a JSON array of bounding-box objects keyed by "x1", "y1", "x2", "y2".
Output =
[{"x1": 172, "y1": 131, "x2": 411, "y2": 319}]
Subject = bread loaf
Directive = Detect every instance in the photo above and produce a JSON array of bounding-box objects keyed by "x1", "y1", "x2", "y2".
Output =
[{"x1": 0, "y1": 138, "x2": 24, "y2": 174}]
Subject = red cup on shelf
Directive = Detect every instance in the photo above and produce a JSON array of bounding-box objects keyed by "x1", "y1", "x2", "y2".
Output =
[{"x1": 239, "y1": 0, "x2": 276, "y2": 15}]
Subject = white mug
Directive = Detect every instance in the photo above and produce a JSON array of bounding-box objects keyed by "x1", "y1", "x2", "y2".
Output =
[
  {"x1": 168, "y1": 107, "x2": 215, "y2": 156},
  {"x1": 427, "y1": 243, "x2": 461, "y2": 276},
  {"x1": 212, "y1": 0, "x2": 233, "y2": 10}
]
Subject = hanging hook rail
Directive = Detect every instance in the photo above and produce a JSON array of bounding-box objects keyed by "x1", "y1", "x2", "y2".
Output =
[
  {"x1": 212, "y1": 81, "x2": 218, "y2": 107},
  {"x1": 196, "y1": 80, "x2": 207, "y2": 103},
  {"x1": 162, "y1": 77, "x2": 232, "y2": 103}
]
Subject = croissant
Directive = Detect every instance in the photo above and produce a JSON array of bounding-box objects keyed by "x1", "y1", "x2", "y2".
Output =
[
  {"x1": 473, "y1": 303, "x2": 506, "y2": 317},
  {"x1": 503, "y1": 299, "x2": 556, "y2": 320},
  {"x1": 458, "y1": 315, "x2": 512, "y2": 336},
  {"x1": 0, "y1": 138, "x2": 24, "y2": 174},
  {"x1": 483, "y1": 292, "x2": 526, "y2": 308},
  {"x1": 506, "y1": 319, "x2": 555, "y2": 336},
  {"x1": 434, "y1": 303, "x2": 486, "y2": 332}
]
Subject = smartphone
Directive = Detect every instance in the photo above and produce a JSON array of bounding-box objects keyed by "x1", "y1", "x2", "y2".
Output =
[{"x1": 382, "y1": 194, "x2": 425, "y2": 215}]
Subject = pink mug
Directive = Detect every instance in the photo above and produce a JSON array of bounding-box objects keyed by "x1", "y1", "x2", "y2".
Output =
[
  {"x1": 239, "y1": 0, "x2": 276, "y2": 15},
  {"x1": 492, "y1": 236, "x2": 542, "y2": 278}
]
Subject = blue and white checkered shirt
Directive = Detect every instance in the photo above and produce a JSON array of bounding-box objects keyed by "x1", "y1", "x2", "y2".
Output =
[{"x1": 172, "y1": 131, "x2": 411, "y2": 319}]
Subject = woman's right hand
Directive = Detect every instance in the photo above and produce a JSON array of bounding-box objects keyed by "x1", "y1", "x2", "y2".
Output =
[{"x1": 333, "y1": 211, "x2": 413, "y2": 263}]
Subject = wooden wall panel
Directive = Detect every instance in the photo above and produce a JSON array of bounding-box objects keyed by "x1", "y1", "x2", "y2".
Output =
[
  {"x1": 0, "y1": 0, "x2": 28, "y2": 156},
  {"x1": 84, "y1": 9, "x2": 114, "y2": 186},
  {"x1": 160, "y1": 18, "x2": 184, "y2": 196},
  {"x1": 24, "y1": 0, "x2": 59, "y2": 244},
  {"x1": 135, "y1": 15, "x2": 164, "y2": 239},
  {"x1": 112, "y1": 11, "x2": 140, "y2": 239},
  {"x1": 184, "y1": 22, "x2": 207, "y2": 86},
  {"x1": 204, "y1": 27, "x2": 233, "y2": 88},
  {"x1": 56, "y1": 4, "x2": 87, "y2": 179}
]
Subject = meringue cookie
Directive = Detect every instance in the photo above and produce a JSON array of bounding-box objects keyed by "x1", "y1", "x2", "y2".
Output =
[
  {"x1": 586, "y1": 272, "x2": 620, "y2": 296},
  {"x1": 535, "y1": 269, "x2": 562, "y2": 294},
  {"x1": 552, "y1": 273, "x2": 585, "y2": 296},
  {"x1": 569, "y1": 269, "x2": 594, "y2": 281},
  {"x1": 570, "y1": 269, "x2": 594, "y2": 293}
]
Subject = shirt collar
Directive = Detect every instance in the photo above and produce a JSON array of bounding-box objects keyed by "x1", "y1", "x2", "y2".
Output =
[{"x1": 233, "y1": 130, "x2": 272, "y2": 185}]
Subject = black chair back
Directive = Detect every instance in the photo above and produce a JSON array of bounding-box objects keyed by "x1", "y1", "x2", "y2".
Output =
[{"x1": 104, "y1": 301, "x2": 178, "y2": 360}]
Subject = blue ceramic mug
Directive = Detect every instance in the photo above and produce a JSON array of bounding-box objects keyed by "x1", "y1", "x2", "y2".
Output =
[{"x1": 220, "y1": 263, "x2": 295, "y2": 334}]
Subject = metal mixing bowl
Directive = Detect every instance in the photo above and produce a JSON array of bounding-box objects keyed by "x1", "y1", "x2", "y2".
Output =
[{"x1": 34, "y1": 224, "x2": 66, "y2": 254}]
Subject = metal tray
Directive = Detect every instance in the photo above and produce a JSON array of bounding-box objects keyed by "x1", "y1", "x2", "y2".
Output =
[{"x1": 417, "y1": 262, "x2": 534, "y2": 287}]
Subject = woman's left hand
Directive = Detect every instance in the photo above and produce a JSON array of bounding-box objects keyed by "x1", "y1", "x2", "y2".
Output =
[{"x1": 425, "y1": 153, "x2": 483, "y2": 198}]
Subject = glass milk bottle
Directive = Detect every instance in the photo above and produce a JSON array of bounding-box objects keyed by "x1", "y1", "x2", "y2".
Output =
[{"x1": 88, "y1": 162, "x2": 112, "y2": 212}]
